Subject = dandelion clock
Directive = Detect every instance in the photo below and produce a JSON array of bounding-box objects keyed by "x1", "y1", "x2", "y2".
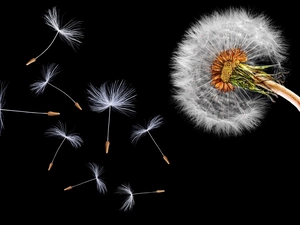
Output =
[
  {"x1": 64, "y1": 162, "x2": 107, "y2": 194},
  {"x1": 116, "y1": 183, "x2": 165, "y2": 212},
  {"x1": 45, "y1": 120, "x2": 83, "y2": 171},
  {"x1": 86, "y1": 79, "x2": 136, "y2": 154},
  {"x1": 170, "y1": 7, "x2": 300, "y2": 136},
  {"x1": 131, "y1": 115, "x2": 170, "y2": 164},
  {"x1": 0, "y1": 81, "x2": 60, "y2": 135},
  {"x1": 26, "y1": 6, "x2": 83, "y2": 65},
  {"x1": 30, "y1": 63, "x2": 82, "y2": 110}
]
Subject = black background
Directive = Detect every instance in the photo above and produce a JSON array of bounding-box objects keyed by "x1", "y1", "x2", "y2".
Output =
[{"x1": 1, "y1": 1, "x2": 299, "y2": 223}]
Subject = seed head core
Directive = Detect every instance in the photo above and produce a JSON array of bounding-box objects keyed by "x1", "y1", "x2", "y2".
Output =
[{"x1": 211, "y1": 48, "x2": 247, "y2": 92}]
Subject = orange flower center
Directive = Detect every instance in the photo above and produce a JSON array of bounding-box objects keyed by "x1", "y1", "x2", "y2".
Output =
[{"x1": 211, "y1": 48, "x2": 247, "y2": 92}]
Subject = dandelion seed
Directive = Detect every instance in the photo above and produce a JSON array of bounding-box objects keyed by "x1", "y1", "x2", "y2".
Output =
[
  {"x1": 131, "y1": 115, "x2": 170, "y2": 164},
  {"x1": 26, "y1": 6, "x2": 83, "y2": 65},
  {"x1": 116, "y1": 183, "x2": 165, "y2": 212},
  {"x1": 0, "y1": 81, "x2": 59, "y2": 135},
  {"x1": 170, "y1": 7, "x2": 300, "y2": 136},
  {"x1": 86, "y1": 79, "x2": 136, "y2": 154},
  {"x1": 30, "y1": 63, "x2": 82, "y2": 110},
  {"x1": 64, "y1": 162, "x2": 107, "y2": 194},
  {"x1": 45, "y1": 120, "x2": 83, "y2": 171}
]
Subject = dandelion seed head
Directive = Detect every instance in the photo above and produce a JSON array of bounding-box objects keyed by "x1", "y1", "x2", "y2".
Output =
[
  {"x1": 45, "y1": 120, "x2": 83, "y2": 148},
  {"x1": 87, "y1": 162, "x2": 107, "y2": 194},
  {"x1": 170, "y1": 7, "x2": 288, "y2": 136},
  {"x1": 30, "y1": 63, "x2": 61, "y2": 95},
  {"x1": 131, "y1": 115, "x2": 163, "y2": 144},
  {"x1": 44, "y1": 6, "x2": 61, "y2": 32},
  {"x1": 86, "y1": 80, "x2": 137, "y2": 117},
  {"x1": 116, "y1": 183, "x2": 135, "y2": 212},
  {"x1": 44, "y1": 6, "x2": 84, "y2": 50},
  {"x1": 0, "y1": 82, "x2": 7, "y2": 135}
]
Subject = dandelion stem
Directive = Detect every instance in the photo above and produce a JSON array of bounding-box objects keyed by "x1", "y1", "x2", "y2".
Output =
[
  {"x1": 255, "y1": 76, "x2": 300, "y2": 111},
  {"x1": 48, "y1": 82, "x2": 74, "y2": 103},
  {"x1": 1, "y1": 109, "x2": 48, "y2": 114},
  {"x1": 48, "y1": 82, "x2": 82, "y2": 110},
  {"x1": 147, "y1": 131, "x2": 162, "y2": 154},
  {"x1": 107, "y1": 106, "x2": 111, "y2": 141},
  {"x1": 147, "y1": 131, "x2": 170, "y2": 164},
  {"x1": 133, "y1": 190, "x2": 165, "y2": 195},
  {"x1": 37, "y1": 32, "x2": 59, "y2": 60},
  {"x1": 26, "y1": 32, "x2": 59, "y2": 66},
  {"x1": 64, "y1": 177, "x2": 96, "y2": 191},
  {"x1": 105, "y1": 106, "x2": 111, "y2": 154},
  {"x1": 1, "y1": 108, "x2": 60, "y2": 116},
  {"x1": 48, "y1": 138, "x2": 66, "y2": 171}
]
